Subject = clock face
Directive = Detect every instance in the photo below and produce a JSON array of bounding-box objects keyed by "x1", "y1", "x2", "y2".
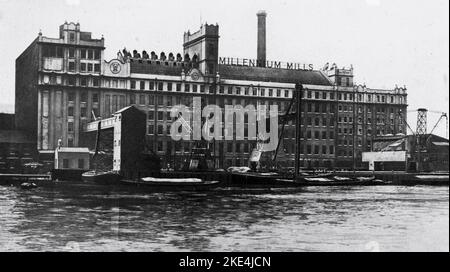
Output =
[
  {"x1": 191, "y1": 71, "x2": 200, "y2": 81},
  {"x1": 110, "y1": 61, "x2": 121, "y2": 74}
]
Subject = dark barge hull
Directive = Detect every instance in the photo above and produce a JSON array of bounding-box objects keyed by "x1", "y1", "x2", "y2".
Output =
[
  {"x1": 51, "y1": 169, "x2": 85, "y2": 181},
  {"x1": 228, "y1": 172, "x2": 294, "y2": 188},
  {"x1": 81, "y1": 171, "x2": 122, "y2": 185}
]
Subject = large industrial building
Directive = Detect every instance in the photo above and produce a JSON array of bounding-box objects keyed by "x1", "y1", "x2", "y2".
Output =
[{"x1": 14, "y1": 12, "x2": 408, "y2": 170}]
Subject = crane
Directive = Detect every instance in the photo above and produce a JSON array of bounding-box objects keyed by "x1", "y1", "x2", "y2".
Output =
[
  {"x1": 426, "y1": 112, "x2": 448, "y2": 141},
  {"x1": 174, "y1": 112, "x2": 214, "y2": 171},
  {"x1": 406, "y1": 108, "x2": 448, "y2": 138},
  {"x1": 401, "y1": 108, "x2": 448, "y2": 172}
]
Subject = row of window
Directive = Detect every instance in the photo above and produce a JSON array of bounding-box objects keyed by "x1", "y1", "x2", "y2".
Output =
[
  {"x1": 43, "y1": 75, "x2": 102, "y2": 87},
  {"x1": 42, "y1": 45, "x2": 101, "y2": 60},
  {"x1": 67, "y1": 106, "x2": 98, "y2": 119},
  {"x1": 338, "y1": 139, "x2": 355, "y2": 146},
  {"x1": 65, "y1": 93, "x2": 404, "y2": 136},
  {"x1": 67, "y1": 47, "x2": 101, "y2": 60},
  {"x1": 130, "y1": 80, "x2": 292, "y2": 98},
  {"x1": 150, "y1": 140, "x2": 319, "y2": 156},
  {"x1": 47, "y1": 76, "x2": 294, "y2": 101},
  {"x1": 304, "y1": 102, "x2": 404, "y2": 116},
  {"x1": 45, "y1": 75, "x2": 405, "y2": 110},
  {"x1": 305, "y1": 103, "x2": 336, "y2": 113},
  {"x1": 79, "y1": 62, "x2": 101, "y2": 73},
  {"x1": 218, "y1": 86, "x2": 291, "y2": 98},
  {"x1": 338, "y1": 127, "x2": 354, "y2": 134},
  {"x1": 301, "y1": 130, "x2": 335, "y2": 140},
  {"x1": 337, "y1": 149, "x2": 354, "y2": 157},
  {"x1": 146, "y1": 123, "x2": 296, "y2": 140},
  {"x1": 151, "y1": 141, "x2": 258, "y2": 154},
  {"x1": 64, "y1": 61, "x2": 102, "y2": 73},
  {"x1": 303, "y1": 116, "x2": 336, "y2": 127},
  {"x1": 336, "y1": 77, "x2": 352, "y2": 87},
  {"x1": 300, "y1": 144, "x2": 335, "y2": 155},
  {"x1": 64, "y1": 99, "x2": 401, "y2": 139},
  {"x1": 303, "y1": 89, "x2": 405, "y2": 104}
]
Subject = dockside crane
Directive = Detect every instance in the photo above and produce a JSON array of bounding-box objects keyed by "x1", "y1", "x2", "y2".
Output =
[
  {"x1": 426, "y1": 111, "x2": 448, "y2": 140},
  {"x1": 175, "y1": 112, "x2": 215, "y2": 171},
  {"x1": 249, "y1": 83, "x2": 302, "y2": 176},
  {"x1": 400, "y1": 108, "x2": 448, "y2": 172}
]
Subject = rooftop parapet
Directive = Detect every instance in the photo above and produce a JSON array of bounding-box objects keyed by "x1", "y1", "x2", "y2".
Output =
[
  {"x1": 38, "y1": 22, "x2": 104, "y2": 48},
  {"x1": 38, "y1": 35, "x2": 105, "y2": 47},
  {"x1": 59, "y1": 22, "x2": 81, "y2": 35},
  {"x1": 353, "y1": 84, "x2": 408, "y2": 95},
  {"x1": 322, "y1": 62, "x2": 354, "y2": 76},
  {"x1": 183, "y1": 23, "x2": 219, "y2": 45},
  {"x1": 119, "y1": 48, "x2": 199, "y2": 69}
]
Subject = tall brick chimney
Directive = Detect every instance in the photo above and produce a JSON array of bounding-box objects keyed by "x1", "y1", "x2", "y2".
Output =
[{"x1": 257, "y1": 10, "x2": 267, "y2": 67}]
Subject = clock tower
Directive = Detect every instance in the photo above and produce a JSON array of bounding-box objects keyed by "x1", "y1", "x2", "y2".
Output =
[{"x1": 183, "y1": 23, "x2": 219, "y2": 76}]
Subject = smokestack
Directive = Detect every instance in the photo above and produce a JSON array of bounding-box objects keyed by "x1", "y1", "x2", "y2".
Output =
[{"x1": 257, "y1": 10, "x2": 267, "y2": 67}]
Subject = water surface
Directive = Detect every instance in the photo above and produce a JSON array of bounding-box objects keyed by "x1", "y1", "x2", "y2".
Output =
[{"x1": 0, "y1": 184, "x2": 448, "y2": 251}]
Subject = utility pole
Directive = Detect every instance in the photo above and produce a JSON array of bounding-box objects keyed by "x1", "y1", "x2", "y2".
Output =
[
  {"x1": 352, "y1": 86, "x2": 356, "y2": 175},
  {"x1": 294, "y1": 83, "x2": 303, "y2": 180}
]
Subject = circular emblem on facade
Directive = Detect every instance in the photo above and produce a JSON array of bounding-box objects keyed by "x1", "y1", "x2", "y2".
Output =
[
  {"x1": 191, "y1": 71, "x2": 200, "y2": 81},
  {"x1": 110, "y1": 61, "x2": 122, "y2": 74}
]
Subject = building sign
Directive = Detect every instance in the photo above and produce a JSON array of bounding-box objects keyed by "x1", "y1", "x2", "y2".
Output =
[
  {"x1": 43, "y1": 57, "x2": 63, "y2": 71},
  {"x1": 219, "y1": 57, "x2": 314, "y2": 71},
  {"x1": 336, "y1": 69, "x2": 353, "y2": 76}
]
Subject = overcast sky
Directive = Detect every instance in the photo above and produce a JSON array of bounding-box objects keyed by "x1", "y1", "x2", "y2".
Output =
[{"x1": 0, "y1": 0, "x2": 448, "y2": 138}]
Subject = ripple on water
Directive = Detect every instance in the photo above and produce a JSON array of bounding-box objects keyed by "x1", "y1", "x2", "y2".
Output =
[{"x1": 0, "y1": 185, "x2": 448, "y2": 251}]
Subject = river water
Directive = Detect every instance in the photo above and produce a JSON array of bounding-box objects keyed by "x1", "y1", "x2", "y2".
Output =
[{"x1": 0, "y1": 183, "x2": 448, "y2": 251}]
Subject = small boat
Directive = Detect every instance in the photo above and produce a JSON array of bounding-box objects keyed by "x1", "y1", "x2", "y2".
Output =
[
  {"x1": 414, "y1": 175, "x2": 449, "y2": 181},
  {"x1": 299, "y1": 172, "x2": 333, "y2": 178},
  {"x1": 304, "y1": 177, "x2": 334, "y2": 182},
  {"x1": 121, "y1": 177, "x2": 221, "y2": 191},
  {"x1": 356, "y1": 176, "x2": 376, "y2": 182},
  {"x1": 294, "y1": 176, "x2": 392, "y2": 186},
  {"x1": 332, "y1": 176, "x2": 353, "y2": 181},
  {"x1": 20, "y1": 182, "x2": 37, "y2": 189},
  {"x1": 371, "y1": 179, "x2": 391, "y2": 185},
  {"x1": 227, "y1": 166, "x2": 251, "y2": 173},
  {"x1": 81, "y1": 170, "x2": 122, "y2": 185}
]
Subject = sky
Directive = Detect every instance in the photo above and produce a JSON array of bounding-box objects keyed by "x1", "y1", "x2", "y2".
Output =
[{"x1": 0, "y1": 0, "x2": 448, "y2": 138}]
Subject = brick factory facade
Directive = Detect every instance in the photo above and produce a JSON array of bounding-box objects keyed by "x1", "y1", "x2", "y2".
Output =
[{"x1": 15, "y1": 17, "x2": 408, "y2": 170}]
